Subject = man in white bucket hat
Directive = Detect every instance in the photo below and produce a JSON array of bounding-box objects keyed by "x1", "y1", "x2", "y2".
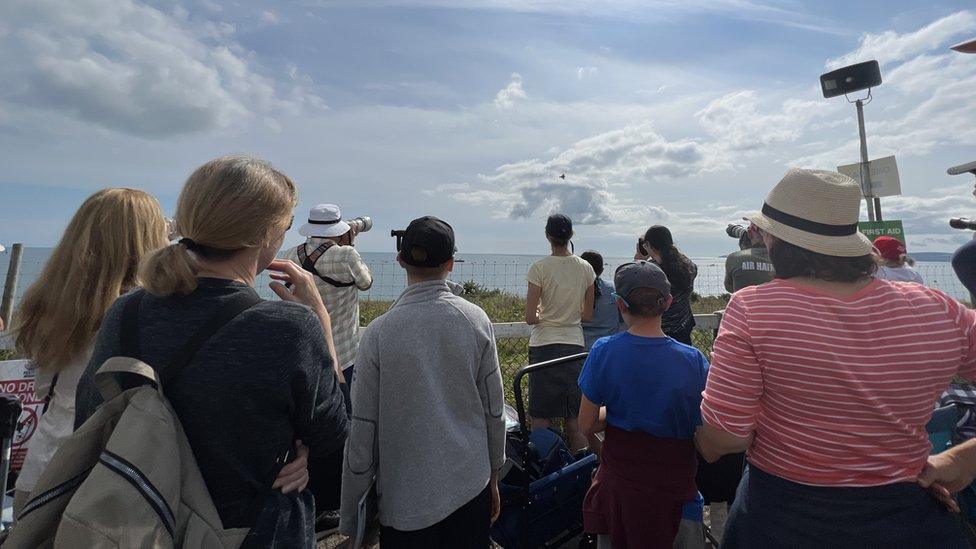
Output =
[
  {"x1": 285, "y1": 204, "x2": 373, "y2": 388},
  {"x1": 284, "y1": 204, "x2": 373, "y2": 527},
  {"x1": 695, "y1": 168, "x2": 976, "y2": 547}
]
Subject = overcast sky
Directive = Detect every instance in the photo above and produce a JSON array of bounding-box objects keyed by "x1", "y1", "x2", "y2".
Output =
[{"x1": 1, "y1": 0, "x2": 975, "y2": 257}]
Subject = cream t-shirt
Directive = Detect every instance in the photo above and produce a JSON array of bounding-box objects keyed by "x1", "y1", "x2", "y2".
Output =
[
  {"x1": 16, "y1": 347, "x2": 92, "y2": 494},
  {"x1": 527, "y1": 255, "x2": 595, "y2": 347}
]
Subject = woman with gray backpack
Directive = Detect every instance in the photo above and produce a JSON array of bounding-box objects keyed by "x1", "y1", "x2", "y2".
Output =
[{"x1": 8, "y1": 156, "x2": 348, "y2": 547}]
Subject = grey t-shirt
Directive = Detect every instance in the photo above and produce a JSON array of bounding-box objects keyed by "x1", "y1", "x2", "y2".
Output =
[
  {"x1": 74, "y1": 278, "x2": 348, "y2": 528},
  {"x1": 724, "y1": 246, "x2": 775, "y2": 293}
]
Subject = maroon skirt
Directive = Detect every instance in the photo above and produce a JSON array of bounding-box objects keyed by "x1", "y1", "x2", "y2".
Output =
[{"x1": 583, "y1": 425, "x2": 697, "y2": 549}]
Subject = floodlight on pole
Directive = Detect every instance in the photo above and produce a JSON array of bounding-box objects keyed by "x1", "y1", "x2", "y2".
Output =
[
  {"x1": 820, "y1": 60, "x2": 883, "y2": 221},
  {"x1": 950, "y1": 38, "x2": 976, "y2": 53}
]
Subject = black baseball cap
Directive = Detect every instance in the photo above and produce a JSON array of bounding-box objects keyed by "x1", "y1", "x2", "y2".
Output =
[
  {"x1": 546, "y1": 214, "x2": 573, "y2": 240},
  {"x1": 399, "y1": 216, "x2": 456, "y2": 267}
]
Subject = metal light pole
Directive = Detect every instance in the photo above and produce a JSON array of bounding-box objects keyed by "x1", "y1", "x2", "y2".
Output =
[{"x1": 855, "y1": 99, "x2": 880, "y2": 221}]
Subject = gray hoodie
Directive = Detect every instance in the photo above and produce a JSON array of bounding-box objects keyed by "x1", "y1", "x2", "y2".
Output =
[{"x1": 339, "y1": 279, "x2": 506, "y2": 534}]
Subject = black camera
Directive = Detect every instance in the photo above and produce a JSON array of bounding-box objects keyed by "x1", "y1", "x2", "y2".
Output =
[
  {"x1": 950, "y1": 218, "x2": 976, "y2": 231},
  {"x1": 391, "y1": 229, "x2": 407, "y2": 251}
]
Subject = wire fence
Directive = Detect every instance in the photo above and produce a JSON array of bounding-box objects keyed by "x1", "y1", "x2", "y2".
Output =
[{"x1": 2, "y1": 252, "x2": 970, "y2": 306}]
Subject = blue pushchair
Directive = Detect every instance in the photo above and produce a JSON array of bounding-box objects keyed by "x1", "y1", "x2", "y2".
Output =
[{"x1": 491, "y1": 353, "x2": 599, "y2": 548}]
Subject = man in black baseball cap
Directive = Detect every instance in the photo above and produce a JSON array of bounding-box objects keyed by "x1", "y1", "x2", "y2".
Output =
[
  {"x1": 341, "y1": 215, "x2": 506, "y2": 546},
  {"x1": 398, "y1": 215, "x2": 456, "y2": 269}
]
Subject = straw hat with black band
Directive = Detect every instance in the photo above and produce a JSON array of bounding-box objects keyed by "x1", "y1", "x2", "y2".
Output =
[{"x1": 746, "y1": 168, "x2": 873, "y2": 258}]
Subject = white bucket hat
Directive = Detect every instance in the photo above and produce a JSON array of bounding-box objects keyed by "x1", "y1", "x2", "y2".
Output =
[
  {"x1": 745, "y1": 168, "x2": 873, "y2": 257},
  {"x1": 299, "y1": 204, "x2": 351, "y2": 238}
]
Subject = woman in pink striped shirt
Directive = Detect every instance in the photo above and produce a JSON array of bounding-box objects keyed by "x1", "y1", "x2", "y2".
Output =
[{"x1": 696, "y1": 168, "x2": 974, "y2": 547}]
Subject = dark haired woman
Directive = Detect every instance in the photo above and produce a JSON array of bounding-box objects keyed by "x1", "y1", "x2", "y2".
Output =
[
  {"x1": 580, "y1": 251, "x2": 622, "y2": 350},
  {"x1": 696, "y1": 168, "x2": 975, "y2": 548},
  {"x1": 636, "y1": 226, "x2": 698, "y2": 345},
  {"x1": 525, "y1": 214, "x2": 595, "y2": 453}
]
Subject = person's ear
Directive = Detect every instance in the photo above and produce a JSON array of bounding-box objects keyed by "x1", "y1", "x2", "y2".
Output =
[
  {"x1": 615, "y1": 298, "x2": 628, "y2": 315},
  {"x1": 662, "y1": 295, "x2": 674, "y2": 312},
  {"x1": 444, "y1": 258, "x2": 455, "y2": 274},
  {"x1": 396, "y1": 251, "x2": 406, "y2": 268}
]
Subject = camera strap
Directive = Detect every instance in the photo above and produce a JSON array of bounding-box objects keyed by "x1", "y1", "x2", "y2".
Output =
[{"x1": 298, "y1": 242, "x2": 357, "y2": 288}]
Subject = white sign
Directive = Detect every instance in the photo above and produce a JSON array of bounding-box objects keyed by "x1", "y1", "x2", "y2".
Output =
[
  {"x1": 0, "y1": 360, "x2": 41, "y2": 472},
  {"x1": 837, "y1": 155, "x2": 902, "y2": 198}
]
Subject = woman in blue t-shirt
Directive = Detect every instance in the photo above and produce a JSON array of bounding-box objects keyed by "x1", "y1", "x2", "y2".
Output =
[
  {"x1": 578, "y1": 261, "x2": 709, "y2": 549},
  {"x1": 580, "y1": 251, "x2": 623, "y2": 350}
]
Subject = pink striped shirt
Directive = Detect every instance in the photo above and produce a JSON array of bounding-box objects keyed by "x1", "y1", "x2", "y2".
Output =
[{"x1": 701, "y1": 278, "x2": 976, "y2": 486}]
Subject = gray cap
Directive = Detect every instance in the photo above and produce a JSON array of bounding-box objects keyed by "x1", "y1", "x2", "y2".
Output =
[{"x1": 614, "y1": 260, "x2": 671, "y2": 300}]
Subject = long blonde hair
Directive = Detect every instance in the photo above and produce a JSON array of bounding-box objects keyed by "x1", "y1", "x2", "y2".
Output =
[
  {"x1": 13, "y1": 189, "x2": 168, "y2": 372},
  {"x1": 140, "y1": 155, "x2": 297, "y2": 296}
]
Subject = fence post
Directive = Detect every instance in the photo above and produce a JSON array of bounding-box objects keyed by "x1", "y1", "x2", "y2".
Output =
[{"x1": 1, "y1": 244, "x2": 24, "y2": 328}]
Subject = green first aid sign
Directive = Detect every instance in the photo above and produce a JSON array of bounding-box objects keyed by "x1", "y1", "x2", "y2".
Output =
[{"x1": 858, "y1": 220, "x2": 905, "y2": 243}]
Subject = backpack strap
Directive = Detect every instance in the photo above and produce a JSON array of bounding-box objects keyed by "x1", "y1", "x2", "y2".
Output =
[
  {"x1": 113, "y1": 289, "x2": 262, "y2": 393},
  {"x1": 297, "y1": 242, "x2": 356, "y2": 288},
  {"x1": 160, "y1": 291, "x2": 262, "y2": 390},
  {"x1": 120, "y1": 290, "x2": 144, "y2": 359},
  {"x1": 95, "y1": 357, "x2": 162, "y2": 401}
]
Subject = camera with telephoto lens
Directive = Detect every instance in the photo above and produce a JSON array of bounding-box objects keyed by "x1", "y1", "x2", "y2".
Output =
[
  {"x1": 726, "y1": 224, "x2": 748, "y2": 239},
  {"x1": 950, "y1": 218, "x2": 976, "y2": 231},
  {"x1": 347, "y1": 216, "x2": 373, "y2": 233}
]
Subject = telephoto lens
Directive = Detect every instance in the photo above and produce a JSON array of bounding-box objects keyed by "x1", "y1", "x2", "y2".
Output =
[
  {"x1": 348, "y1": 216, "x2": 373, "y2": 233},
  {"x1": 726, "y1": 224, "x2": 747, "y2": 239},
  {"x1": 950, "y1": 218, "x2": 976, "y2": 231}
]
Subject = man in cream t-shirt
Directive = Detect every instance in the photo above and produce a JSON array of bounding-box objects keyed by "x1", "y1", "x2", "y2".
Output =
[{"x1": 524, "y1": 214, "x2": 595, "y2": 452}]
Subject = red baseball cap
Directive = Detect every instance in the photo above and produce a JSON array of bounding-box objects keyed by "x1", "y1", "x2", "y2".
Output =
[{"x1": 873, "y1": 236, "x2": 906, "y2": 261}]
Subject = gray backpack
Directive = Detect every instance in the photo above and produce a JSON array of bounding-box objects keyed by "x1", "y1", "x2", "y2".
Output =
[{"x1": 5, "y1": 292, "x2": 263, "y2": 548}]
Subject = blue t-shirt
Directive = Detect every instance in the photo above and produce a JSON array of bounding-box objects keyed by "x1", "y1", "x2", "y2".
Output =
[
  {"x1": 578, "y1": 332, "x2": 709, "y2": 439},
  {"x1": 583, "y1": 278, "x2": 623, "y2": 350}
]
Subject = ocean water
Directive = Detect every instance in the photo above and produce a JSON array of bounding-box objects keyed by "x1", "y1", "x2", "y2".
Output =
[{"x1": 0, "y1": 247, "x2": 969, "y2": 307}]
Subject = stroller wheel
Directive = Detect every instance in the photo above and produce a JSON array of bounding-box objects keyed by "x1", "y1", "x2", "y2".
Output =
[{"x1": 578, "y1": 533, "x2": 598, "y2": 548}]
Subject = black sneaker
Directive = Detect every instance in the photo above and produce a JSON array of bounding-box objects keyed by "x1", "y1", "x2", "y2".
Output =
[{"x1": 315, "y1": 509, "x2": 341, "y2": 533}]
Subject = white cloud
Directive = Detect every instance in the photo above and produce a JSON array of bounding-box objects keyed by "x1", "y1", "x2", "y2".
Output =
[
  {"x1": 473, "y1": 123, "x2": 709, "y2": 223},
  {"x1": 826, "y1": 11, "x2": 976, "y2": 69},
  {"x1": 450, "y1": 85, "x2": 830, "y2": 224},
  {"x1": 261, "y1": 9, "x2": 281, "y2": 25},
  {"x1": 695, "y1": 90, "x2": 826, "y2": 153},
  {"x1": 576, "y1": 66, "x2": 598, "y2": 80},
  {"x1": 311, "y1": 0, "x2": 844, "y2": 34},
  {"x1": 0, "y1": 0, "x2": 324, "y2": 138},
  {"x1": 494, "y1": 72, "x2": 527, "y2": 109}
]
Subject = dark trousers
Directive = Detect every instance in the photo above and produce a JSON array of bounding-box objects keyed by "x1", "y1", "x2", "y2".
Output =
[
  {"x1": 696, "y1": 451, "x2": 745, "y2": 504},
  {"x1": 310, "y1": 366, "x2": 353, "y2": 514},
  {"x1": 380, "y1": 485, "x2": 492, "y2": 549},
  {"x1": 724, "y1": 465, "x2": 968, "y2": 548}
]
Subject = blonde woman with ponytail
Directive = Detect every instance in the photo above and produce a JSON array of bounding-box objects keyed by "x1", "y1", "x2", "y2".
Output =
[
  {"x1": 12, "y1": 188, "x2": 168, "y2": 511},
  {"x1": 74, "y1": 155, "x2": 348, "y2": 546}
]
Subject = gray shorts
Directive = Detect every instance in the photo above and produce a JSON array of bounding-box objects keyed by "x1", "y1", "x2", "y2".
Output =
[{"x1": 527, "y1": 344, "x2": 585, "y2": 419}]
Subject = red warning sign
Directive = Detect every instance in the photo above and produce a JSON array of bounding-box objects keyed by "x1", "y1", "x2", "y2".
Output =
[{"x1": 0, "y1": 360, "x2": 43, "y2": 471}]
